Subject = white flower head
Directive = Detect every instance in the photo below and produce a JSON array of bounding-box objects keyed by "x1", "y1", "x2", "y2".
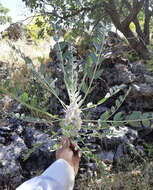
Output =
[
  {"x1": 64, "y1": 92, "x2": 82, "y2": 134},
  {"x1": 87, "y1": 102, "x2": 93, "y2": 108}
]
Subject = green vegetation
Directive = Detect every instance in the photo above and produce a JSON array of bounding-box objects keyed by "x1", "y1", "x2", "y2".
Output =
[
  {"x1": 26, "y1": 15, "x2": 53, "y2": 43},
  {"x1": 22, "y1": 0, "x2": 153, "y2": 59},
  {"x1": 0, "y1": 0, "x2": 12, "y2": 25}
]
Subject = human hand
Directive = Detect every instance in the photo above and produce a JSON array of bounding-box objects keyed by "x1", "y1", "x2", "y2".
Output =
[{"x1": 56, "y1": 137, "x2": 80, "y2": 176}]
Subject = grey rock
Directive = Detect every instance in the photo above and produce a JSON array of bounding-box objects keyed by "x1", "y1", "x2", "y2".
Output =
[
  {"x1": 114, "y1": 144, "x2": 124, "y2": 162},
  {"x1": 87, "y1": 162, "x2": 99, "y2": 170},
  {"x1": 130, "y1": 61, "x2": 148, "y2": 75},
  {"x1": 131, "y1": 83, "x2": 153, "y2": 97},
  {"x1": 115, "y1": 64, "x2": 136, "y2": 84},
  {"x1": 139, "y1": 127, "x2": 153, "y2": 138},
  {"x1": 0, "y1": 136, "x2": 5, "y2": 144},
  {"x1": 135, "y1": 145, "x2": 145, "y2": 156},
  {"x1": 144, "y1": 74, "x2": 153, "y2": 85},
  {"x1": 0, "y1": 135, "x2": 27, "y2": 167},
  {"x1": 24, "y1": 127, "x2": 57, "y2": 148},
  {"x1": 99, "y1": 151, "x2": 114, "y2": 163},
  {"x1": 16, "y1": 125, "x2": 24, "y2": 135},
  {"x1": 0, "y1": 135, "x2": 27, "y2": 188},
  {"x1": 0, "y1": 126, "x2": 11, "y2": 136},
  {"x1": 91, "y1": 105, "x2": 110, "y2": 119}
]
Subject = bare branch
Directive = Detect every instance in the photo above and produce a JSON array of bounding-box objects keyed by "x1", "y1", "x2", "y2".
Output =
[
  {"x1": 123, "y1": 0, "x2": 132, "y2": 10},
  {"x1": 121, "y1": 0, "x2": 145, "y2": 27},
  {"x1": 103, "y1": 1, "x2": 121, "y2": 30}
]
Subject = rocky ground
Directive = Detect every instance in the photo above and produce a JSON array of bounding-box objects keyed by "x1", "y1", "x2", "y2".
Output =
[{"x1": 0, "y1": 34, "x2": 153, "y2": 189}]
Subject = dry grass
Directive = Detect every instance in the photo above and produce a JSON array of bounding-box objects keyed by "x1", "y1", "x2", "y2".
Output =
[
  {"x1": 75, "y1": 160, "x2": 153, "y2": 190},
  {"x1": 0, "y1": 39, "x2": 51, "y2": 62},
  {"x1": 0, "y1": 39, "x2": 53, "y2": 88}
]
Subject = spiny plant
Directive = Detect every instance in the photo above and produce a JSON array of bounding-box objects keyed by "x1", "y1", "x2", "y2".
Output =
[{"x1": 0, "y1": 22, "x2": 153, "y2": 165}]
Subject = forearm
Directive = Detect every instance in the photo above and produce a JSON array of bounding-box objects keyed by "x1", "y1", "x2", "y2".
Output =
[{"x1": 16, "y1": 159, "x2": 75, "y2": 190}]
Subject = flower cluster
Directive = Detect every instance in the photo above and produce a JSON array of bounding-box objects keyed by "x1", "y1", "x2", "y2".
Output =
[{"x1": 64, "y1": 92, "x2": 82, "y2": 133}]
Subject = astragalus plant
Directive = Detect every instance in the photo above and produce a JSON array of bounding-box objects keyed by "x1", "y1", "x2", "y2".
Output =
[{"x1": 1, "y1": 23, "x2": 153, "y2": 162}]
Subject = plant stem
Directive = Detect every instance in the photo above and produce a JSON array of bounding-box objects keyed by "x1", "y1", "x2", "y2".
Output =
[
  {"x1": 80, "y1": 36, "x2": 105, "y2": 106},
  {"x1": 83, "y1": 117, "x2": 153, "y2": 123}
]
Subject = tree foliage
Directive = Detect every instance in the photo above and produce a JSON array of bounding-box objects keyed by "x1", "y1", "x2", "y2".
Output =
[
  {"x1": 0, "y1": 1, "x2": 12, "y2": 25},
  {"x1": 22, "y1": 0, "x2": 153, "y2": 59},
  {"x1": 26, "y1": 15, "x2": 53, "y2": 42}
]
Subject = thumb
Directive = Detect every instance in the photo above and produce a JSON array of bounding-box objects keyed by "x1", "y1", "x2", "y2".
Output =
[{"x1": 62, "y1": 137, "x2": 70, "y2": 149}]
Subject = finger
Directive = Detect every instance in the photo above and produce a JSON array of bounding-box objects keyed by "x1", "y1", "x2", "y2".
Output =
[
  {"x1": 69, "y1": 139, "x2": 80, "y2": 156},
  {"x1": 62, "y1": 137, "x2": 70, "y2": 149},
  {"x1": 59, "y1": 137, "x2": 67, "y2": 149}
]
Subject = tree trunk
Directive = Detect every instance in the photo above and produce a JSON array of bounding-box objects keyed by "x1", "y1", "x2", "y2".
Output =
[
  {"x1": 104, "y1": 0, "x2": 150, "y2": 60},
  {"x1": 120, "y1": 26, "x2": 149, "y2": 59},
  {"x1": 144, "y1": 0, "x2": 150, "y2": 45}
]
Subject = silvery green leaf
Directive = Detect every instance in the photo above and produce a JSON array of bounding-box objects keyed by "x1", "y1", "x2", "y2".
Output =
[
  {"x1": 142, "y1": 113, "x2": 150, "y2": 127},
  {"x1": 111, "y1": 106, "x2": 115, "y2": 113},
  {"x1": 94, "y1": 69, "x2": 103, "y2": 79},
  {"x1": 40, "y1": 63, "x2": 44, "y2": 74},
  {"x1": 115, "y1": 99, "x2": 120, "y2": 107},
  {"x1": 81, "y1": 82, "x2": 88, "y2": 93},
  {"x1": 109, "y1": 87, "x2": 113, "y2": 95},
  {"x1": 126, "y1": 111, "x2": 141, "y2": 127},
  {"x1": 114, "y1": 112, "x2": 123, "y2": 121},
  {"x1": 93, "y1": 41, "x2": 101, "y2": 51},
  {"x1": 97, "y1": 34, "x2": 103, "y2": 42},
  {"x1": 87, "y1": 70, "x2": 93, "y2": 79},
  {"x1": 119, "y1": 95, "x2": 124, "y2": 102},
  {"x1": 100, "y1": 111, "x2": 110, "y2": 121},
  {"x1": 90, "y1": 52, "x2": 97, "y2": 63},
  {"x1": 88, "y1": 55, "x2": 93, "y2": 65},
  {"x1": 15, "y1": 113, "x2": 20, "y2": 118}
]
